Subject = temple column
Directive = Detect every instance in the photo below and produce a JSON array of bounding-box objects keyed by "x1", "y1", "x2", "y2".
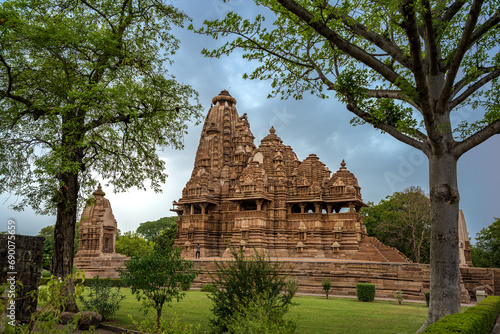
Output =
[
  {"x1": 299, "y1": 204, "x2": 305, "y2": 214},
  {"x1": 256, "y1": 199, "x2": 263, "y2": 211}
]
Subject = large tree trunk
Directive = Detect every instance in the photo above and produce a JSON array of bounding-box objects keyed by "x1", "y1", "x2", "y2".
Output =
[
  {"x1": 418, "y1": 152, "x2": 460, "y2": 331},
  {"x1": 51, "y1": 170, "x2": 80, "y2": 313}
]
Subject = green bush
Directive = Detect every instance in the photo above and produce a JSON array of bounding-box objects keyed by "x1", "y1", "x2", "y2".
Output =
[
  {"x1": 422, "y1": 296, "x2": 500, "y2": 333},
  {"x1": 356, "y1": 283, "x2": 375, "y2": 302},
  {"x1": 208, "y1": 247, "x2": 296, "y2": 333},
  {"x1": 322, "y1": 279, "x2": 332, "y2": 299},
  {"x1": 425, "y1": 291, "x2": 430, "y2": 307},
  {"x1": 41, "y1": 271, "x2": 51, "y2": 278},
  {"x1": 180, "y1": 280, "x2": 191, "y2": 291},
  {"x1": 224, "y1": 292, "x2": 297, "y2": 334},
  {"x1": 201, "y1": 283, "x2": 217, "y2": 293},
  {"x1": 78, "y1": 275, "x2": 125, "y2": 320}
]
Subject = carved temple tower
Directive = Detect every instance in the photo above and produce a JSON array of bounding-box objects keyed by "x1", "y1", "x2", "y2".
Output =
[
  {"x1": 173, "y1": 90, "x2": 410, "y2": 262},
  {"x1": 74, "y1": 185, "x2": 129, "y2": 278}
]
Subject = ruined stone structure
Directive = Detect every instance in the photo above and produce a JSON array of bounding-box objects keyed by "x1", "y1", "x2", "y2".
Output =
[
  {"x1": 458, "y1": 209, "x2": 473, "y2": 267},
  {"x1": 74, "y1": 186, "x2": 128, "y2": 278},
  {"x1": 173, "y1": 90, "x2": 409, "y2": 262}
]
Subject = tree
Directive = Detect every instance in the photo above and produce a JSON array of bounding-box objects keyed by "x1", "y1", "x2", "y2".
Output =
[
  {"x1": 208, "y1": 247, "x2": 296, "y2": 334},
  {"x1": 471, "y1": 218, "x2": 500, "y2": 268},
  {"x1": 0, "y1": 0, "x2": 202, "y2": 310},
  {"x1": 115, "y1": 231, "x2": 153, "y2": 258},
  {"x1": 362, "y1": 186, "x2": 431, "y2": 263},
  {"x1": 322, "y1": 278, "x2": 331, "y2": 299},
  {"x1": 38, "y1": 224, "x2": 79, "y2": 271},
  {"x1": 119, "y1": 245, "x2": 198, "y2": 331},
  {"x1": 195, "y1": 1, "x2": 500, "y2": 329},
  {"x1": 153, "y1": 221, "x2": 178, "y2": 251},
  {"x1": 136, "y1": 216, "x2": 177, "y2": 243}
]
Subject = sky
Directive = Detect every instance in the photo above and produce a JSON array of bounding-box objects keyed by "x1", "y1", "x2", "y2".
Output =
[{"x1": 1, "y1": 0, "x2": 499, "y2": 242}]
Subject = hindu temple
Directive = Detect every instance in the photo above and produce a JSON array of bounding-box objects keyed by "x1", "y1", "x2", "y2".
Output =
[
  {"x1": 74, "y1": 185, "x2": 129, "y2": 278},
  {"x1": 172, "y1": 90, "x2": 409, "y2": 262}
]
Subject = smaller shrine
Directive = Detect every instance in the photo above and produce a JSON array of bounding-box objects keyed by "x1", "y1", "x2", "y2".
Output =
[{"x1": 74, "y1": 185, "x2": 128, "y2": 278}]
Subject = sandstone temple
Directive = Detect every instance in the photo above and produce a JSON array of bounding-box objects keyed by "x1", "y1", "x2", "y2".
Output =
[
  {"x1": 173, "y1": 90, "x2": 410, "y2": 262},
  {"x1": 171, "y1": 90, "x2": 495, "y2": 303},
  {"x1": 74, "y1": 185, "x2": 128, "y2": 278}
]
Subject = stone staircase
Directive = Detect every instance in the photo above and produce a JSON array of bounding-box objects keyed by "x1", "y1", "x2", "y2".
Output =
[{"x1": 354, "y1": 237, "x2": 412, "y2": 263}]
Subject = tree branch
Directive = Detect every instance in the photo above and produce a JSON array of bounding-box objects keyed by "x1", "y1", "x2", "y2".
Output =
[
  {"x1": 450, "y1": 67, "x2": 500, "y2": 109},
  {"x1": 452, "y1": 119, "x2": 500, "y2": 157},
  {"x1": 467, "y1": 9, "x2": 500, "y2": 49},
  {"x1": 366, "y1": 89, "x2": 422, "y2": 111},
  {"x1": 421, "y1": 0, "x2": 440, "y2": 75},
  {"x1": 441, "y1": 0, "x2": 484, "y2": 102},
  {"x1": 321, "y1": 3, "x2": 412, "y2": 69},
  {"x1": 345, "y1": 94, "x2": 427, "y2": 153},
  {"x1": 275, "y1": 0, "x2": 413, "y2": 93}
]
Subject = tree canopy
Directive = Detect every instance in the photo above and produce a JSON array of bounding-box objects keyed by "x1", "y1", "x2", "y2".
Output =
[
  {"x1": 136, "y1": 216, "x2": 177, "y2": 243},
  {"x1": 195, "y1": 0, "x2": 500, "y2": 329},
  {"x1": 362, "y1": 186, "x2": 431, "y2": 264},
  {"x1": 115, "y1": 231, "x2": 153, "y2": 258},
  {"x1": 471, "y1": 217, "x2": 500, "y2": 268},
  {"x1": 0, "y1": 0, "x2": 202, "y2": 293}
]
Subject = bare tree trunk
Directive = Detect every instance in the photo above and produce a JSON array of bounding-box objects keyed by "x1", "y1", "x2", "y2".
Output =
[
  {"x1": 418, "y1": 153, "x2": 460, "y2": 332},
  {"x1": 51, "y1": 170, "x2": 80, "y2": 313}
]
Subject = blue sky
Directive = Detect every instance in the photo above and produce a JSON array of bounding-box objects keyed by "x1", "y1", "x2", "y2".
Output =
[{"x1": 1, "y1": 0, "x2": 499, "y2": 242}]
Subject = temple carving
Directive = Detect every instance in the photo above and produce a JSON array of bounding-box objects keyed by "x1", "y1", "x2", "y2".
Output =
[
  {"x1": 172, "y1": 90, "x2": 409, "y2": 261},
  {"x1": 74, "y1": 185, "x2": 129, "y2": 278}
]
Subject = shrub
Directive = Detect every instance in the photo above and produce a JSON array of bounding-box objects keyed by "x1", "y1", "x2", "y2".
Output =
[
  {"x1": 422, "y1": 296, "x2": 500, "y2": 333},
  {"x1": 41, "y1": 270, "x2": 51, "y2": 278},
  {"x1": 208, "y1": 247, "x2": 296, "y2": 333},
  {"x1": 180, "y1": 280, "x2": 191, "y2": 291},
  {"x1": 322, "y1": 279, "x2": 332, "y2": 299},
  {"x1": 356, "y1": 283, "x2": 375, "y2": 302},
  {"x1": 425, "y1": 291, "x2": 430, "y2": 307},
  {"x1": 224, "y1": 292, "x2": 297, "y2": 334},
  {"x1": 78, "y1": 275, "x2": 125, "y2": 320},
  {"x1": 286, "y1": 278, "x2": 299, "y2": 298},
  {"x1": 393, "y1": 289, "x2": 403, "y2": 305},
  {"x1": 201, "y1": 283, "x2": 217, "y2": 293},
  {"x1": 120, "y1": 245, "x2": 198, "y2": 331}
]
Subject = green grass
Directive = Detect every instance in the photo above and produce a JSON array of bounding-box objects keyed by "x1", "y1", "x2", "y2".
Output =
[{"x1": 77, "y1": 289, "x2": 466, "y2": 334}]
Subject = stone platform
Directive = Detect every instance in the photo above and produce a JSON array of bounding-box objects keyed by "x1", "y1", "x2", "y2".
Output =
[{"x1": 188, "y1": 257, "x2": 500, "y2": 303}]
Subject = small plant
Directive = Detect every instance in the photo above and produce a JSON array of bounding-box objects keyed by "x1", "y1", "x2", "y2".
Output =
[
  {"x1": 78, "y1": 275, "x2": 125, "y2": 320},
  {"x1": 7, "y1": 273, "x2": 93, "y2": 334},
  {"x1": 120, "y1": 245, "x2": 198, "y2": 331},
  {"x1": 41, "y1": 270, "x2": 51, "y2": 278},
  {"x1": 322, "y1": 279, "x2": 332, "y2": 299},
  {"x1": 180, "y1": 280, "x2": 191, "y2": 291},
  {"x1": 425, "y1": 291, "x2": 430, "y2": 307},
  {"x1": 201, "y1": 283, "x2": 217, "y2": 293},
  {"x1": 393, "y1": 289, "x2": 403, "y2": 305},
  {"x1": 286, "y1": 278, "x2": 299, "y2": 298},
  {"x1": 356, "y1": 283, "x2": 375, "y2": 302},
  {"x1": 208, "y1": 247, "x2": 296, "y2": 333},
  {"x1": 224, "y1": 292, "x2": 297, "y2": 334},
  {"x1": 130, "y1": 312, "x2": 199, "y2": 334}
]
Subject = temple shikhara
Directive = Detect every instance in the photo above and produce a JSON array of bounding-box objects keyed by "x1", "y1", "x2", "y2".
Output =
[
  {"x1": 172, "y1": 90, "x2": 409, "y2": 261},
  {"x1": 74, "y1": 185, "x2": 128, "y2": 278}
]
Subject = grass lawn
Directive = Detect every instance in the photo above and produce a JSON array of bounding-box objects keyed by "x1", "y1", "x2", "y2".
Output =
[{"x1": 77, "y1": 288, "x2": 466, "y2": 334}]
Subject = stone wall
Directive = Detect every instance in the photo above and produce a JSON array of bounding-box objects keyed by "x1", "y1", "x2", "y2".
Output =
[
  {"x1": 190, "y1": 259, "x2": 498, "y2": 303},
  {"x1": 0, "y1": 234, "x2": 44, "y2": 324}
]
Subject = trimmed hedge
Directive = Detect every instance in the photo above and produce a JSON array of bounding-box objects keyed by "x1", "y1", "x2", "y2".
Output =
[
  {"x1": 39, "y1": 277, "x2": 123, "y2": 287},
  {"x1": 356, "y1": 283, "x2": 375, "y2": 302},
  {"x1": 201, "y1": 283, "x2": 217, "y2": 293},
  {"x1": 422, "y1": 296, "x2": 500, "y2": 334}
]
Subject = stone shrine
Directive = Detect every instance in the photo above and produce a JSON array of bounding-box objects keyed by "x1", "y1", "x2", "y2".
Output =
[
  {"x1": 173, "y1": 90, "x2": 408, "y2": 262},
  {"x1": 74, "y1": 185, "x2": 128, "y2": 278}
]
